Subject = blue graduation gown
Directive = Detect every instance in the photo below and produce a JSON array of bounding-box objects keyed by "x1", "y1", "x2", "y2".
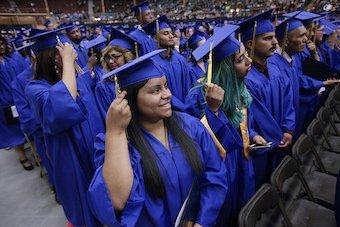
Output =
[
  {"x1": 25, "y1": 72, "x2": 103, "y2": 226},
  {"x1": 171, "y1": 84, "x2": 206, "y2": 119},
  {"x1": 72, "y1": 41, "x2": 89, "y2": 68},
  {"x1": 11, "y1": 67, "x2": 39, "y2": 135},
  {"x1": 94, "y1": 79, "x2": 116, "y2": 125},
  {"x1": 129, "y1": 28, "x2": 156, "y2": 55},
  {"x1": 8, "y1": 51, "x2": 30, "y2": 72},
  {"x1": 268, "y1": 52, "x2": 323, "y2": 137},
  {"x1": 245, "y1": 65, "x2": 295, "y2": 143},
  {"x1": 84, "y1": 64, "x2": 105, "y2": 93},
  {"x1": 0, "y1": 54, "x2": 27, "y2": 148},
  {"x1": 293, "y1": 51, "x2": 324, "y2": 134},
  {"x1": 152, "y1": 50, "x2": 204, "y2": 103},
  {"x1": 245, "y1": 64, "x2": 293, "y2": 188},
  {"x1": 88, "y1": 112, "x2": 228, "y2": 226},
  {"x1": 206, "y1": 108, "x2": 255, "y2": 226},
  {"x1": 11, "y1": 66, "x2": 54, "y2": 186}
]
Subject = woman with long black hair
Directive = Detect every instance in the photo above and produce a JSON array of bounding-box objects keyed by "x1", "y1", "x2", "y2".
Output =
[
  {"x1": 25, "y1": 30, "x2": 103, "y2": 226},
  {"x1": 88, "y1": 50, "x2": 228, "y2": 226}
]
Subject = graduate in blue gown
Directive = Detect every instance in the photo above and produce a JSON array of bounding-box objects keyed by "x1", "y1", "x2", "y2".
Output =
[
  {"x1": 11, "y1": 42, "x2": 54, "y2": 185},
  {"x1": 237, "y1": 10, "x2": 295, "y2": 188},
  {"x1": 192, "y1": 24, "x2": 259, "y2": 226},
  {"x1": 143, "y1": 15, "x2": 204, "y2": 104},
  {"x1": 94, "y1": 28, "x2": 141, "y2": 124},
  {"x1": 87, "y1": 49, "x2": 228, "y2": 226},
  {"x1": 84, "y1": 35, "x2": 108, "y2": 88},
  {"x1": 0, "y1": 35, "x2": 33, "y2": 170},
  {"x1": 24, "y1": 29, "x2": 103, "y2": 226},
  {"x1": 65, "y1": 23, "x2": 89, "y2": 68},
  {"x1": 282, "y1": 11, "x2": 339, "y2": 130},
  {"x1": 318, "y1": 18, "x2": 340, "y2": 74},
  {"x1": 129, "y1": 1, "x2": 157, "y2": 55},
  {"x1": 268, "y1": 14, "x2": 340, "y2": 137}
]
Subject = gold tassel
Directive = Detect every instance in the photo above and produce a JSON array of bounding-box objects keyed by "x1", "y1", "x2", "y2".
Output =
[
  {"x1": 250, "y1": 21, "x2": 257, "y2": 59},
  {"x1": 281, "y1": 23, "x2": 289, "y2": 55},
  {"x1": 206, "y1": 40, "x2": 214, "y2": 85},
  {"x1": 114, "y1": 75, "x2": 121, "y2": 95},
  {"x1": 134, "y1": 42, "x2": 139, "y2": 57}
]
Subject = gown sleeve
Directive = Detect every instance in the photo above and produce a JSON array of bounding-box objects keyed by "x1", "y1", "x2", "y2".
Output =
[
  {"x1": 11, "y1": 73, "x2": 39, "y2": 135},
  {"x1": 87, "y1": 133, "x2": 146, "y2": 226},
  {"x1": 25, "y1": 80, "x2": 87, "y2": 135},
  {"x1": 281, "y1": 77, "x2": 296, "y2": 133}
]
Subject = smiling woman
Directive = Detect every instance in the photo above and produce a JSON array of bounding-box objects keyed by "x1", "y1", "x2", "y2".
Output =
[{"x1": 87, "y1": 50, "x2": 228, "y2": 226}]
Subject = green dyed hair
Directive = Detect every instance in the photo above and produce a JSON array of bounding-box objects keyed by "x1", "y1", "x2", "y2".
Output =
[{"x1": 212, "y1": 55, "x2": 252, "y2": 128}]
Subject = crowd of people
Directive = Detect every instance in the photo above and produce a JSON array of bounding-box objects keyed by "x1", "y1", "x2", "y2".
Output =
[{"x1": 0, "y1": 0, "x2": 339, "y2": 226}]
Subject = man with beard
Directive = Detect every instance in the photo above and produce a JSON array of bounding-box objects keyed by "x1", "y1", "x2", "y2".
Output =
[
  {"x1": 143, "y1": 15, "x2": 204, "y2": 108},
  {"x1": 0, "y1": 36, "x2": 33, "y2": 170},
  {"x1": 268, "y1": 12, "x2": 340, "y2": 138},
  {"x1": 65, "y1": 23, "x2": 89, "y2": 68},
  {"x1": 129, "y1": 1, "x2": 157, "y2": 55},
  {"x1": 239, "y1": 10, "x2": 296, "y2": 188}
]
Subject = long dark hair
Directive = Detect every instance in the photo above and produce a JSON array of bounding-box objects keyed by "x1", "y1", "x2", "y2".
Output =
[
  {"x1": 34, "y1": 47, "x2": 60, "y2": 85},
  {"x1": 124, "y1": 80, "x2": 203, "y2": 198}
]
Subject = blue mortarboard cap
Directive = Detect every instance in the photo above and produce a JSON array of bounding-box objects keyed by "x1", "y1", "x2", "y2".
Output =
[
  {"x1": 192, "y1": 24, "x2": 240, "y2": 62},
  {"x1": 16, "y1": 42, "x2": 34, "y2": 52},
  {"x1": 109, "y1": 27, "x2": 140, "y2": 51},
  {"x1": 238, "y1": 9, "x2": 275, "y2": 42},
  {"x1": 319, "y1": 18, "x2": 337, "y2": 36},
  {"x1": 131, "y1": 1, "x2": 150, "y2": 15},
  {"x1": 275, "y1": 11, "x2": 304, "y2": 39},
  {"x1": 29, "y1": 28, "x2": 46, "y2": 37},
  {"x1": 27, "y1": 27, "x2": 72, "y2": 53},
  {"x1": 61, "y1": 23, "x2": 81, "y2": 33},
  {"x1": 186, "y1": 30, "x2": 206, "y2": 50},
  {"x1": 143, "y1": 15, "x2": 170, "y2": 36},
  {"x1": 10, "y1": 33, "x2": 26, "y2": 46},
  {"x1": 284, "y1": 11, "x2": 321, "y2": 22},
  {"x1": 101, "y1": 49, "x2": 165, "y2": 88},
  {"x1": 83, "y1": 35, "x2": 107, "y2": 51}
]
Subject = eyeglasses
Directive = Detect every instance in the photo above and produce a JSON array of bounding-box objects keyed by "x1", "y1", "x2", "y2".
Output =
[{"x1": 104, "y1": 53, "x2": 123, "y2": 62}]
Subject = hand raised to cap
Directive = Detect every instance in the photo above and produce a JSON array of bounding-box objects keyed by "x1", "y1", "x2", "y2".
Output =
[
  {"x1": 56, "y1": 42, "x2": 77, "y2": 62},
  {"x1": 205, "y1": 83, "x2": 225, "y2": 113},
  {"x1": 106, "y1": 91, "x2": 132, "y2": 134}
]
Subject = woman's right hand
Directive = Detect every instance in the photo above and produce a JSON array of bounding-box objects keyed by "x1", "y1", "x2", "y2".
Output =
[
  {"x1": 56, "y1": 43, "x2": 77, "y2": 63},
  {"x1": 106, "y1": 91, "x2": 132, "y2": 134},
  {"x1": 205, "y1": 83, "x2": 225, "y2": 113}
]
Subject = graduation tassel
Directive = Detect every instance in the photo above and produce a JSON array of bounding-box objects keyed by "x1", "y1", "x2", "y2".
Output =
[
  {"x1": 237, "y1": 33, "x2": 242, "y2": 53},
  {"x1": 134, "y1": 41, "x2": 139, "y2": 58},
  {"x1": 250, "y1": 21, "x2": 257, "y2": 59},
  {"x1": 156, "y1": 15, "x2": 160, "y2": 34},
  {"x1": 274, "y1": 14, "x2": 278, "y2": 26},
  {"x1": 56, "y1": 35, "x2": 84, "y2": 75},
  {"x1": 206, "y1": 40, "x2": 214, "y2": 85},
  {"x1": 114, "y1": 75, "x2": 121, "y2": 95},
  {"x1": 281, "y1": 23, "x2": 289, "y2": 55},
  {"x1": 312, "y1": 20, "x2": 319, "y2": 44}
]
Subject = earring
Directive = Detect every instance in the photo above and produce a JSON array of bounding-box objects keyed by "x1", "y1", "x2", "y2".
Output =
[{"x1": 54, "y1": 63, "x2": 59, "y2": 75}]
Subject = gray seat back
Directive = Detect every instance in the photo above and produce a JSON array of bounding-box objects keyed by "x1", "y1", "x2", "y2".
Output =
[
  {"x1": 238, "y1": 184, "x2": 291, "y2": 227},
  {"x1": 292, "y1": 134, "x2": 326, "y2": 173}
]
